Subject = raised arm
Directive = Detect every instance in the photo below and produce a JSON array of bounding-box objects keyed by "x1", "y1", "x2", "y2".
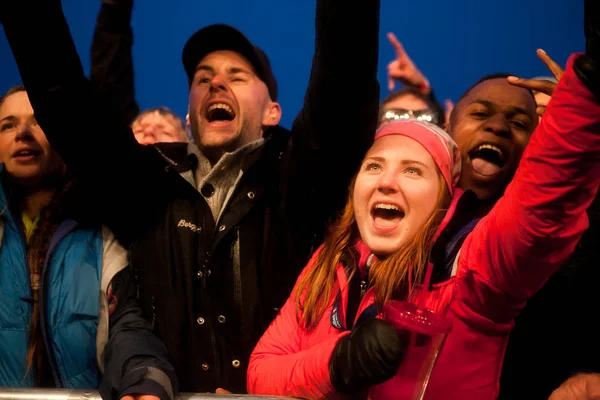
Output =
[
  {"x1": 457, "y1": 54, "x2": 600, "y2": 326},
  {"x1": 90, "y1": 0, "x2": 140, "y2": 127},
  {"x1": 283, "y1": 0, "x2": 381, "y2": 253},
  {"x1": 0, "y1": 0, "x2": 176, "y2": 245}
]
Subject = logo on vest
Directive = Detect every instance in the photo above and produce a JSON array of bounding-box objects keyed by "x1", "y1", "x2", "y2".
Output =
[{"x1": 177, "y1": 219, "x2": 201, "y2": 233}]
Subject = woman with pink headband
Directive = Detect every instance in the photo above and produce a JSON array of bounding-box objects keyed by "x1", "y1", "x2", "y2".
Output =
[{"x1": 246, "y1": 47, "x2": 600, "y2": 399}]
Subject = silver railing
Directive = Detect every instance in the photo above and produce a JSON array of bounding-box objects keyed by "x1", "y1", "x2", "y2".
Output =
[{"x1": 0, "y1": 388, "x2": 298, "y2": 400}]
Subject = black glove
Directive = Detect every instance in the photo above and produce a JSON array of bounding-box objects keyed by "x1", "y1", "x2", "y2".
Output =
[
  {"x1": 102, "y1": 0, "x2": 133, "y2": 7},
  {"x1": 329, "y1": 318, "x2": 408, "y2": 395},
  {"x1": 584, "y1": 0, "x2": 599, "y2": 62},
  {"x1": 575, "y1": 0, "x2": 600, "y2": 99},
  {"x1": 97, "y1": 0, "x2": 134, "y2": 34}
]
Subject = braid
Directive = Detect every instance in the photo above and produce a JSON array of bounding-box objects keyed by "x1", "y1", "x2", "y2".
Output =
[{"x1": 23, "y1": 177, "x2": 79, "y2": 383}]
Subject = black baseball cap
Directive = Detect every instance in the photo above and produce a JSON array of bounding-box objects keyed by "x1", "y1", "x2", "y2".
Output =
[{"x1": 182, "y1": 24, "x2": 278, "y2": 101}]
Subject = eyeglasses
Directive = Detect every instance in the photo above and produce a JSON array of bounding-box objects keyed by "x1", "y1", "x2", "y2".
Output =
[{"x1": 380, "y1": 108, "x2": 441, "y2": 126}]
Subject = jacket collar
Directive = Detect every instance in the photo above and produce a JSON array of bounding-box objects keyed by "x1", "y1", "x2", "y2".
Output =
[{"x1": 0, "y1": 165, "x2": 9, "y2": 216}]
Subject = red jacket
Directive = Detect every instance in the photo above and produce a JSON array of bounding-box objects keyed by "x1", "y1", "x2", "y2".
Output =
[{"x1": 247, "y1": 55, "x2": 600, "y2": 399}]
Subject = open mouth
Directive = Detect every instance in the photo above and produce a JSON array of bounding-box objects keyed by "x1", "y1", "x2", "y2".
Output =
[
  {"x1": 205, "y1": 103, "x2": 236, "y2": 123},
  {"x1": 469, "y1": 144, "x2": 506, "y2": 176},
  {"x1": 13, "y1": 149, "x2": 41, "y2": 159},
  {"x1": 372, "y1": 203, "x2": 405, "y2": 227}
]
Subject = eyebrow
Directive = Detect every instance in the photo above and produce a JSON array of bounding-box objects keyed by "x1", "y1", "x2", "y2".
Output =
[
  {"x1": 195, "y1": 65, "x2": 215, "y2": 74},
  {"x1": 472, "y1": 99, "x2": 531, "y2": 117},
  {"x1": 363, "y1": 156, "x2": 429, "y2": 169},
  {"x1": 194, "y1": 65, "x2": 253, "y2": 76},
  {"x1": 364, "y1": 156, "x2": 385, "y2": 163},
  {"x1": 401, "y1": 159, "x2": 429, "y2": 169},
  {"x1": 0, "y1": 115, "x2": 16, "y2": 124}
]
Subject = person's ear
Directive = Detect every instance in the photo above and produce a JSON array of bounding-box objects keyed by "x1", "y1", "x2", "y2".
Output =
[{"x1": 263, "y1": 102, "x2": 282, "y2": 127}]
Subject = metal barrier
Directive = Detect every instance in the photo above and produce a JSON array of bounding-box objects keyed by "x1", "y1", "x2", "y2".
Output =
[{"x1": 0, "y1": 389, "x2": 297, "y2": 400}]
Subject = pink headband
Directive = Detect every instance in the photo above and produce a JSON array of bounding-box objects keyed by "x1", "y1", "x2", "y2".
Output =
[{"x1": 374, "y1": 120, "x2": 461, "y2": 194}]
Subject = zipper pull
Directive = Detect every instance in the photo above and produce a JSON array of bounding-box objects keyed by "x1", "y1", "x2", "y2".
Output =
[
  {"x1": 150, "y1": 296, "x2": 156, "y2": 331},
  {"x1": 360, "y1": 280, "x2": 367, "y2": 298},
  {"x1": 360, "y1": 253, "x2": 374, "y2": 299}
]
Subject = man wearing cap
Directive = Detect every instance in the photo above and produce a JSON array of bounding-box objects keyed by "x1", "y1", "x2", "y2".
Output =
[{"x1": 0, "y1": 0, "x2": 380, "y2": 398}]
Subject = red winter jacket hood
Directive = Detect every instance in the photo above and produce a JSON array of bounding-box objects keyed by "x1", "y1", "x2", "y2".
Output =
[{"x1": 248, "y1": 55, "x2": 600, "y2": 399}]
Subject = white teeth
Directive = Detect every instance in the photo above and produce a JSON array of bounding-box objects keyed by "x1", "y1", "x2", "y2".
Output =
[
  {"x1": 476, "y1": 144, "x2": 504, "y2": 159},
  {"x1": 374, "y1": 203, "x2": 400, "y2": 211},
  {"x1": 208, "y1": 103, "x2": 234, "y2": 116}
]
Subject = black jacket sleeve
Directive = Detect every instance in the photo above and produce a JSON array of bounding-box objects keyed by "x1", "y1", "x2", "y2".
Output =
[
  {"x1": 90, "y1": 0, "x2": 140, "y2": 127},
  {"x1": 100, "y1": 267, "x2": 178, "y2": 400},
  {"x1": 284, "y1": 0, "x2": 380, "y2": 245},
  {"x1": 0, "y1": 0, "x2": 178, "y2": 246}
]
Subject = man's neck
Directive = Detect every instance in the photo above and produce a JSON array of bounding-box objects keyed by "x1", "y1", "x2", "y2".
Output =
[
  {"x1": 196, "y1": 138, "x2": 266, "y2": 170},
  {"x1": 203, "y1": 149, "x2": 224, "y2": 169}
]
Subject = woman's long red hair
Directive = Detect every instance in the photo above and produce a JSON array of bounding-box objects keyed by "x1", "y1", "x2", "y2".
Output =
[{"x1": 295, "y1": 172, "x2": 451, "y2": 330}]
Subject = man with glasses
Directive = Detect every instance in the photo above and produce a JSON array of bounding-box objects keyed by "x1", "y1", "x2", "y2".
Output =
[{"x1": 379, "y1": 87, "x2": 445, "y2": 128}]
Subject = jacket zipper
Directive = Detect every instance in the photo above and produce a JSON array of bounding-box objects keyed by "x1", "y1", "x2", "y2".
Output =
[
  {"x1": 231, "y1": 226, "x2": 242, "y2": 316},
  {"x1": 202, "y1": 250, "x2": 220, "y2": 378},
  {"x1": 361, "y1": 254, "x2": 374, "y2": 299},
  {"x1": 150, "y1": 296, "x2": 156, "y2": 331},
  {"x1": 39, "y1": 220, "x2": 78, "y2": 387},
  {"x1": 14, "y1": 217, "x2": 38, "y2": 384},
  {"x1": 360, "y1": 279, "x2": 367, "y2": 299}
]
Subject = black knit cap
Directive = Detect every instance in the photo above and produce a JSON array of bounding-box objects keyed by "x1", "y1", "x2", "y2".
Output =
[{"x1": 182, "y1": 24, "x2": 278, "y2": 101}]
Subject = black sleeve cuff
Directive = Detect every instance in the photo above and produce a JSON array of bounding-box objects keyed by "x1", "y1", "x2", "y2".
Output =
[
  {"x1": 97, "y1": 1, "x2": 134, "y2": 34},
  {"x1": 119, "y1": 366, "x2": 174, "y2": 400},
  {"x1": 574, "y1": 55, "x2": 600, "y2": 102}
]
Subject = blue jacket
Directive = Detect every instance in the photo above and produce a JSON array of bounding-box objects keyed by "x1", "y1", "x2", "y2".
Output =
[{"x1": 0, "y1": 169, "x2": 103, "y2": 388}]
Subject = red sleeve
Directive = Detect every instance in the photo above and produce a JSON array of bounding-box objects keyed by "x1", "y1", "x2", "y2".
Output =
[
  {"x1": 456, "y1": 54, "x2": 600, "y2": 329},
  {"x1": 247, "y1": 257, "x2": 349, "y2": 398}
]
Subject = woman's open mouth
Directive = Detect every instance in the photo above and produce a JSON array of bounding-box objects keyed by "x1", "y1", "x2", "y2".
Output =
[
  {"x1": 371, "y1": 203, "x2": 405, "y2": 229},
  {"x1": 12, "y1": 148, "x2": 41, "y2": 161}
]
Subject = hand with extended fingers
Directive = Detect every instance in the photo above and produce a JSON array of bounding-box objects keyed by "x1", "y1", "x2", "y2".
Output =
[
  {"x1": 444, "y1": 99, "x2": 454, "y2": 127},
  {"x1": 508, "y1": 48, "x2": 564, "y2": 96},
  {"x1": 507, "y1": 48, "x2": 565, "y2": 117},
  {"x1": 386, "y1": 32, "x2": 430, "y2": 94},
  {"x1": 549, "y1": 373, "x2": 600, "y2": 400}
]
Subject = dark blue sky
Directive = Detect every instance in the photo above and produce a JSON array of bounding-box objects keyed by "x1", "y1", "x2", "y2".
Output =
[{"x1": 0, "y1": 0, "x2": 582, "y2": 128}]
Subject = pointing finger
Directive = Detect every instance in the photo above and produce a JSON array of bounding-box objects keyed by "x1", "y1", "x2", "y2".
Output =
[{"x1": 536, "y1": 49, "x2": 565, "y2": 81}]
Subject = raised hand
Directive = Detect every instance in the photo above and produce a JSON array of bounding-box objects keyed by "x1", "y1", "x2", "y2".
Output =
[
  {"x1": 386, "y1": 32, "x2": 430, "y2": 93},
  {"x1": 507, "y1": 49, "x2": 564, "y2": 97},
  {"x1": 444, "y1": 99, "x2": 454, "y2": 127},
  {"x1": 549, "y1": 373, "x2": 600, "y2": 400}
]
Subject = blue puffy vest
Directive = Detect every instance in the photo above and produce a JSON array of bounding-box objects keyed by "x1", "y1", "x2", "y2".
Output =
[{"x1": 0, "y1": 174, "x2": 102, "y2": 388}]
